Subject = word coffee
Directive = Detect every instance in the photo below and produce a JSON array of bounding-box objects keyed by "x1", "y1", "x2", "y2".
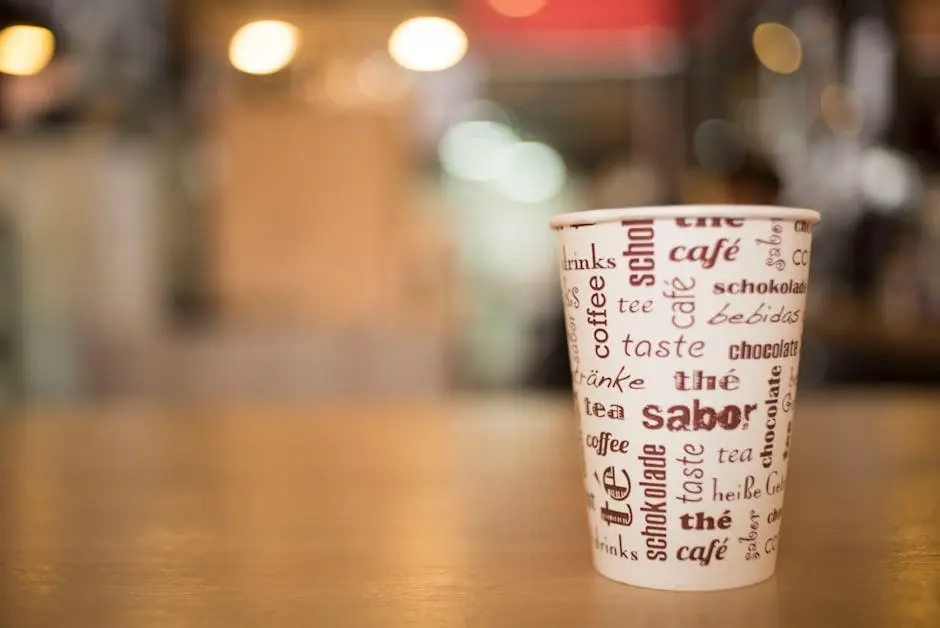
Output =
[
  {"x1": 584, "y1": 430, "x2": 630, "y2": 456},
  {"x1": 586, "y1": 275, "x2": 612, "y2": 358}
]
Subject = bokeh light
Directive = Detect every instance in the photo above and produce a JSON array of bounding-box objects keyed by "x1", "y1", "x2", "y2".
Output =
[
  {"x1": 453, "y1": 99, "x2": 515, "y2": 129},
  {"x1": 493, "y1": 141, "x2": 567, "y2": 203},
  {"x1": 357, "y1": 51, "x2": 414, "y2": 102},
  {"x1": 388, "y1": 17, "x2": 468, "y2": 72},
  {"x1": 821, "y1": 84, "x2": 864, "y2": 137},
  {"x1": 229, "y1": 20, "x2": 300, "y2": 76},
  {"x1": 753, "y1": 22, "x2": 803, "y2": 75},
  {"x1": 0, "y1": 25, "x2": 55, "y2": 76},
  {"x1": 693, "y1": 119, "x2": 746, "y2": 173},
  {"x1": 322, "y1": 57, "x2": 363, "y2": 107},
  {"x1": 860, "y1": 147, "x2": 919, "y2": 211},
  {"x1": 487, "y1": 0, "x2": 548, "y2": 19},
  {"x1": 438, "y1": 120, "x2": 518, "y2": 182}
]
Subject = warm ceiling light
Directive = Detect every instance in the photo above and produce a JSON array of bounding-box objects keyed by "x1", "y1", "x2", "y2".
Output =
[
  {"x1": 753, "y1": 22, "x2": 803, "y2": 75},
  {"x1": 0, "y1": 25, "x2": 55, "y2": 76},
  {"x1": 487, "y1": 0, "x2": 548, "y2": 18},
  {"x1": 388, "y1": 17, "x2": 468, "y2": 72},
  {"x1": 229, "y1": 20, "x2": 300, "y2": 76}
]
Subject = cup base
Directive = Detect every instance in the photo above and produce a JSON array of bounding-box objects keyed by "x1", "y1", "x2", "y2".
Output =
[{"x1": 592, "y1": 557, "x2": 777, "y2": 592}]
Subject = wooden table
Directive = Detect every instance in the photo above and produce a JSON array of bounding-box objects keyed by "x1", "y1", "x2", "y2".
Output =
[{"x1": 1, "y1": 393, "x2": 938, "y2": 627}]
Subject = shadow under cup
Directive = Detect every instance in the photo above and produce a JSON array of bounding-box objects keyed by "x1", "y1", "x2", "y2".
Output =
[{"x1": 550, "y1": 205, "x2": 820, "y2": 591}]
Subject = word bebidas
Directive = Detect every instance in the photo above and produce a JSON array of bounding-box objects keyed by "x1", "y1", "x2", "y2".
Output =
[{"x1": 708, "y1": 302, "x2": 801, "y2": 326}]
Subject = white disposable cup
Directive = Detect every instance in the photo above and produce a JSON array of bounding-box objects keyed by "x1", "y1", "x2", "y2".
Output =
[{"x1": 551, "y1": 205, "x2": 820, "y2": 591}]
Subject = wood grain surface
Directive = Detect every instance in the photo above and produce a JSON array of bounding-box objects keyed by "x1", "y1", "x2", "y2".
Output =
[{"x1": 1, "y1": 392, "x2": 938, "y2": 627}]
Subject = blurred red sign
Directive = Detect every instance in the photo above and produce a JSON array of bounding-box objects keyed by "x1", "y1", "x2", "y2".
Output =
[{"x1": 460, "y1": 0, "x2": 685, "y2": 60}]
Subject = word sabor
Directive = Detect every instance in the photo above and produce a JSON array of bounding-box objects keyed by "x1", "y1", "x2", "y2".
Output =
[{"x1": 584, "y1": 399, "x2": 757, "y2": 431}]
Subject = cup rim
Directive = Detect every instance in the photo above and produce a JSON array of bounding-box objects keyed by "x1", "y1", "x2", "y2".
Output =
[{"x1": 549, "y1": 204, "x2": 822, "y2": 229}]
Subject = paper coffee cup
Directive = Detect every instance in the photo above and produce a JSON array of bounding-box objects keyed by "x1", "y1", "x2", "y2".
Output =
[{"x1": 550, "y1": 205, "x2": 820, "y2": 591}]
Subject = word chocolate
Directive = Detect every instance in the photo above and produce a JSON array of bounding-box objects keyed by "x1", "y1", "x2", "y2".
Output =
[
  {"x1": 761, "y1": 365, "x2": 783, "y2": 469},
  {"x1": 729, "y1": 339, "x2": 800, "y2": 361}
]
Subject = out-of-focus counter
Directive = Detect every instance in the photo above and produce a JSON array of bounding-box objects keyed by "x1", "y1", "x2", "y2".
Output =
[{"x1": 1, "y1": 392, "x2": 938, "y2": 627}]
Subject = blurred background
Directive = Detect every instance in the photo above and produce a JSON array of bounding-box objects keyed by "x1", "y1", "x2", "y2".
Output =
[{"x1": 1, "y1": 0, "x2": 939, "y2": 406}]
